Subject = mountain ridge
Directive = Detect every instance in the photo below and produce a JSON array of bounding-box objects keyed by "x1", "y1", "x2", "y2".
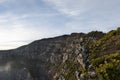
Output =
[{"x1": 0, "y1": 28, "x2": 120, "y2": 80}]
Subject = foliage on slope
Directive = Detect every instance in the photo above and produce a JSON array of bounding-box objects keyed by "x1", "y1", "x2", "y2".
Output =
[
  {"x1": 89, "y1": 27, "x2": 120, "y2": 80},
  {"x1": 91, "y1": 53, "x2": 120, "y2": 80},
  {"x1": 90, "y1": 27, "x2": 120, "y2": 58}
]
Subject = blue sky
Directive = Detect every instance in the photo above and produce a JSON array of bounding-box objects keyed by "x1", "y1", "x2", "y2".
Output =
[{"x1": 0, "y1": 0, "x2": 120, "y2": 50}]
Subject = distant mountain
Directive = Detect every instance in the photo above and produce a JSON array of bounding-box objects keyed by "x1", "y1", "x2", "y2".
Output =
[{"x1": 0, "y1": 28, "x2": 120, "y2": 80}]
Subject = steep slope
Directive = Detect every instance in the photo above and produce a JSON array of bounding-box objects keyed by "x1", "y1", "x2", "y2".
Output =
[
  {"x1": 0, "y1": 28, "x2": 119, "y2": 80},
  {"x1": 89, "y1": 27, "x2": 120, "y2": 80}
]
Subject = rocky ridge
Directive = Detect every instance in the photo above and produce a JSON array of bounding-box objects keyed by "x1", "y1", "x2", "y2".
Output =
[{"x1": 0, "y1": 28, "x2": 120, "y2": 80}]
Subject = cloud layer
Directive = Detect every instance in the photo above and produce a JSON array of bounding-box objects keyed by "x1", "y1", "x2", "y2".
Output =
[{"x1": 0, "y1": 0, "x2": 120, "y2": 49}]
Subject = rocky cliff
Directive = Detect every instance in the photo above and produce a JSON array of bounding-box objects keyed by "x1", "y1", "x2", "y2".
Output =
[{"x1": 0, "y1": 28, "x2": 120, "y2": 80}]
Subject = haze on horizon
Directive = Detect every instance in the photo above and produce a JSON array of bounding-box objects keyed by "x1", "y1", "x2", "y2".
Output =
[{"x1": 0, "y1": 0, "x2": 120, "y2": 50}]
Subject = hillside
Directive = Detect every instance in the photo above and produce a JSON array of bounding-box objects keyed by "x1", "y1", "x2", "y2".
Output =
[{"x1": 0, "y1": 28, "x2": 120, "y2": 80}]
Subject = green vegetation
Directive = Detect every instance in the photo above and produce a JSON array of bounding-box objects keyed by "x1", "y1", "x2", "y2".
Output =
[
  {"x1": 58, "y1": 60, "x2": 80, "y2": 80},
  {"x1": 64, "y1": 27, "x2": 120, "y2": 80},
  {"x1": 91, "y1": 53, "x2": 120, "y2": 80},
  {"x1": 89, "y1": 27, "x2": 120, "y2": 80},
  {"x1": 90, "y1": 27, "x2": 120, "y2": 59}
]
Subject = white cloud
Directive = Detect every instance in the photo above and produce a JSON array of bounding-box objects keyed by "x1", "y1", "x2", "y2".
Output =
[
  {"x1": 0, "y1": 0, "x2": 120, "y2": 50},
  {"x1": 0, "y1": 0, "x2": 6, "y2": 4},
  {"x1": 43, "y1": 0, "x2": 120, "y2": 18},
  {"x1": 0, "y1": 24, "x2": 46, "y2": 50},
  {"x1": 43, "y1": 0, "x2": 120, "y2": 32},
  {"x1": 0, "y1": 13, "x2": 63, "y2": 50},
  {"x1": 64, "y1": 18, "x2": 120, "y2": 33},
  {"x1": 43, "y1": 0, "x2": 95, "y2": 16},
  {"x1": 0, "y1": 24, "x2": 64, "y2": 50}
]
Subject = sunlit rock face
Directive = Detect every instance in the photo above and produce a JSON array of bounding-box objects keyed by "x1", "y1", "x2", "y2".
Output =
[{"x1": 0, "y1": 31, "x2": 107, "y2": 80}]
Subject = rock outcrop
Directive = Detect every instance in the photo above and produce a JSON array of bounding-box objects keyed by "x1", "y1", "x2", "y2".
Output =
[{"x1": 0, "y1": 28, "x2": 120, "y2": 80}]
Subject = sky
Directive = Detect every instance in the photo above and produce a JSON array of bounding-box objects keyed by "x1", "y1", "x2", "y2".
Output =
[{"x1": 0, "y1": 0, "x2": 120, "y2": 50}]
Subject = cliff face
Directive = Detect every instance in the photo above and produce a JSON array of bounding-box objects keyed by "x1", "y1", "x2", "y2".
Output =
[{"x1": 0, "y1": 28, "x2": 120, "y2": 80}]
